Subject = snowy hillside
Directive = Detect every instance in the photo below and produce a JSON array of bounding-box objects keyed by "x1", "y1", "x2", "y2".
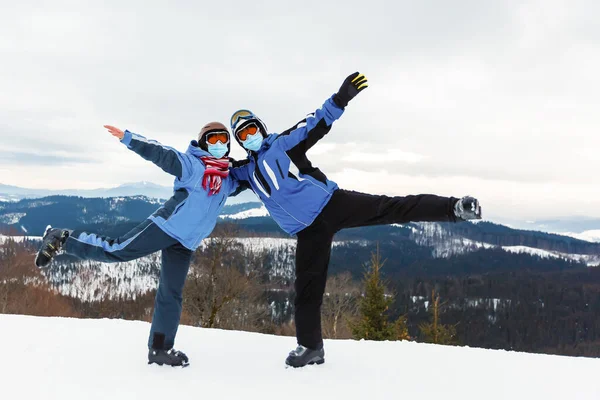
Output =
[
  {"x1": 42, "y1": 237, "x2": 366, "y2": 300},
  {"x1": 0, "y1": 234, "x2": 41, "y2": 243},
  {"x1": 220, "y1": 205, "x2": 270, "y2": 219},
  {"x1": 410, "y1": 222, "x2": 600, "y2": 266},
  {"x1": 0, "y1": 181, "x2": 174, "y2": 200},
  {"x1": 0, "y1": 314, "x2": 599, "y2": 400},
  {"x1": 561, "y1": 230, "x2": 600, "y2": 243}
]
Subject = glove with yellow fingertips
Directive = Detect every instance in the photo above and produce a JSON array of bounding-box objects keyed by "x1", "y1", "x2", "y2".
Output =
[{"x1": 333, "y1": 72, "x2": 368, "y2": 108}]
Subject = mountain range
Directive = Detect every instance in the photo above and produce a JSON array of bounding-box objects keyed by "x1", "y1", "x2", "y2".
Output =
[
  {"x1": 2, "y1": 194, "x2": 600, "y2": 301},
  {"x1": 4, "y1": 195, "x2": 600, "y2": 357},
  {"x1": 2, "y1": 182, "x2": 598, "y2": 235}
]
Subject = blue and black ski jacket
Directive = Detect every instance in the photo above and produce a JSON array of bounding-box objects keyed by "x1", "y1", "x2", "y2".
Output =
[
  {"x1": 120, "y1": 130, "x2": 239, "y2": 250},
  {"x1": 230, "y1": 95, "x2": 344, "y2": 235}
]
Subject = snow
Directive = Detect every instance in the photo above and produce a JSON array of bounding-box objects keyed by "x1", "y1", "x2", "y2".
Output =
[
  {"x1": 410, "y1": 222, "x2": 600, "y2": 266},
  {"x1": 199, "y1": 237, "x2": 363, "y2": 253},
  {"x1": 560, "y1": 230, "x2": 600, "y2": 243},
  {"x1": 502, "y1": 245, "x2": 561, "y2": 259},
  {"x1": 46, "y1": 254, "x2": 161, "y2": 301},
  {"x1": 501, "y1": 245, "x2": 600, "y2": 267},
  {"x1": 1, "y1": 314, "x2": 599, "y2": 400},
  {"x1": 0, "y1": 234, "x2": 42, "y2": 244},
  {"x1": 221, "y1": 205, "x2": 270, "y2": 219},
  {"x1": 228, "y1": 236, "x2": 296, "y2": 250},
  {"x1": 0, "y1": 212, "x2": 26, "y2": 224},
  {"x1": 23, "y1": 200, "x2": 55, "y2": 208},
  {"x1": 0, "y1": 195, "x2": 21, "y2": 202}
]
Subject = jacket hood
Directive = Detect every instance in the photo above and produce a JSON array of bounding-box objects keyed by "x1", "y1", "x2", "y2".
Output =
[{"x1": 231, "y1": 113, "x2": 269, "y2": 149}]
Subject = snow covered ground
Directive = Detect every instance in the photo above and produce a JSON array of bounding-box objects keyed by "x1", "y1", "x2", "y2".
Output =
[{"x1": 1, "y1": 315, "x2": 599, "y2": 400}]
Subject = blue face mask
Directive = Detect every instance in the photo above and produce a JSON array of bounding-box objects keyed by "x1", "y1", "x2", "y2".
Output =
[
  {"x1": 242, "y1": 132, "x2": 263, "y2": 152},
  {"x1": 207, "y1": 142, "x2": 228, "y2": 158}
]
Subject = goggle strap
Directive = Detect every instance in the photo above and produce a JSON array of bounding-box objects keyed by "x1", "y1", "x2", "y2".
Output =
[{"x1": 205, "y1": 129, "x2": 229, "y2": 136}]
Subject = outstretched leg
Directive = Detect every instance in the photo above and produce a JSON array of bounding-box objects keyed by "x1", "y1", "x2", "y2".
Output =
[
  {"x1": 63, "y1": 220, "x2": 177, "y2": 263},
  {"x1": 288, "y1": 189, "x2": 472, "y2": 367},
  {"x1": 323, "y1": 189, "x2": 459, "y2": 230}
]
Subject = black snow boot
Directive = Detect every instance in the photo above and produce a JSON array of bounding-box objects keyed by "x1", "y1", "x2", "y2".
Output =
[
  {"x1": 148, "y1": 348, "x2": 189, "y2": 367},
  {"x1": 285, "y1": 345, "x2": 325, "y2": 368},
  {"x1": 148, "y1": 332, "x2": 189, "y2": 367},
  {"x1": 454, "y1": 196, "x2": 482, "y2": 221},
  {"x1": 35, "y1": 225, "x2": 69, "y2": 267}
]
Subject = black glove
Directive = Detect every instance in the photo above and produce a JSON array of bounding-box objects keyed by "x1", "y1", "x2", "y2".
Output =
[{"x1": 333, "y1": 72, "x2": 368, "y2": 108}]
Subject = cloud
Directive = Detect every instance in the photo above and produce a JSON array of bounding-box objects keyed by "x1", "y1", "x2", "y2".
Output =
[
  {"x1": 1, "y1": 0, "x2": 600, "y2": 219},
  {"x1": 0, "y1": 150, "x2": 95, "y2": 166}
]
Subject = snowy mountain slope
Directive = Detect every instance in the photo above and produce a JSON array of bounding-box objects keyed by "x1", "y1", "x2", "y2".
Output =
[
  {"x1": 45, "y1": 253, "x2": 161, "y2": 301},
  {"x1": 5, "y1": 223, "x2": 600, "y2": 303},
  {"x1": 42, "y1": 238, "x2": 299, "y2": 300},
  {"x1": 560, "y1": 230, "x2": 600, "y2": 243},
  {"x1": 220, "y1": 205, "x2": 270, "y2": 219},
  {"x1": 0, "y1": 181, "x2": 174, "y2": 200},
  {"x1": 0, "y1": 234, "x2": 42, "y2": 244},
  {"x1": 0, "y1": 314, "x2": 598, "y2": 400},
  {"x1": 42, "y1": 237, "x2": 369, "y2": 300},
  {"x1": 220, "y1": 205, "x2": 600, "y2": 262},
  {"x1": 501, "y1": 245, "x2": 599, "y2": 266},
  {"x1": 409, "y1": 222, "x2": 600, "y2": 266},
  {"x1": 0, "y1": 196, "x2": 166, "y2": 235}
]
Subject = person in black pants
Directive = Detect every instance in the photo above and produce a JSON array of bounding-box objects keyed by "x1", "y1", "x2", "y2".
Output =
[{"x1": 229, "y1": 72, "x2": 482, "y2": 367}]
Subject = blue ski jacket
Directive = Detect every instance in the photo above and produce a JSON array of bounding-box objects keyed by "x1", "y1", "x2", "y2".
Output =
[
  {"x1": 230, "y1": 95, "x2": 344, "y2": 235},
  {"x1": 121, "y1": 130, "x2": 239, "y2": 250}
]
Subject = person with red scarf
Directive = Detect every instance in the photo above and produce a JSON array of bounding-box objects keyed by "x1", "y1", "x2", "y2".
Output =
[{"x1": 34, "y1": 122, "x2": 242, "y2": 367}]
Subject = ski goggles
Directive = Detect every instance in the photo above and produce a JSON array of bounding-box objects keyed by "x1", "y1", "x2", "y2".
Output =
[
  {"x1": 230, "y1": 109, "x2": 255, "y2": 131},
  {"x1": 205, "y1": 131, "x2": 229, "y2": 145},
  {"x1": 236, "y1": 123, "x2": 259, "y2": 142}
]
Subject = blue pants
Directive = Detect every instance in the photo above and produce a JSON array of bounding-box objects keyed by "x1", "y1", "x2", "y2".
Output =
[{"x1": 64, "y1": 219, "x2": 193, "y2": 350}]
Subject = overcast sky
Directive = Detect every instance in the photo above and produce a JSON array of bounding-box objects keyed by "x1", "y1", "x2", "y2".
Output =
[{"x1": 1, "y1": 0, "x2": 599, "y2": 220}]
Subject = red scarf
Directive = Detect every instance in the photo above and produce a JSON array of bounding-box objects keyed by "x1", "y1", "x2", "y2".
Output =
[{"x1": 200, "y1": 157, "x2": 230, "y2": 196}]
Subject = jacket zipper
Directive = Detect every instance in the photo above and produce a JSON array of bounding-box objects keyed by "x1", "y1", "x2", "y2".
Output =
[{"x1": 275, "y1": 159, "x2": 285, "y2": 179}]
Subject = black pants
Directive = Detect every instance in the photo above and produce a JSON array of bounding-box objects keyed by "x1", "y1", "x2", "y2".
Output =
[
  {"x1": 294, "y1": 189, "x2": 458, "y2": 349},
  {"x1": 64, "y1": 220, "x2": 193, "y2": 350}
]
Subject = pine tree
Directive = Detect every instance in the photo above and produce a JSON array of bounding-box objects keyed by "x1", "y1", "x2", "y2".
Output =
[
  {"x1": 350, "y1": 246, "x2": 410, "y2": 341},
  {"x1": 419, "y1": 290, "x2": 458, "y2": 345}
]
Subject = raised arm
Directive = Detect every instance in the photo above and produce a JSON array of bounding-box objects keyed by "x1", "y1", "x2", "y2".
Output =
[
  {"x1": 276, "y1": 72, "x2": 368, "y2": 152},
  {"x1": 105, "y1": 125, "x2": 195, "y2": 180}
]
